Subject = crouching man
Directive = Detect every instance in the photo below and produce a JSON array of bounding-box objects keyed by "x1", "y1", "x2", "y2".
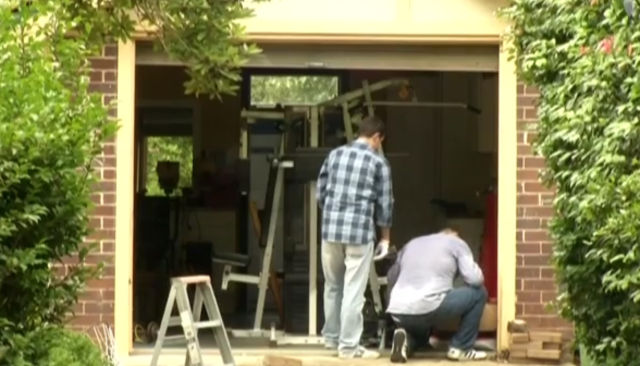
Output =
[{"x1": 386, "y1": 229, "x2": 488, "y2": 363}]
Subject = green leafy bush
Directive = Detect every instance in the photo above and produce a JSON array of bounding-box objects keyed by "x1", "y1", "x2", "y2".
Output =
[
  {"x1": 2, "y1": 327, "x2": 108, "y2": 366},
  {"x1": 0, "y1": 1, "x2": 115, "y2": 352},
  {"x1": 502, "y1": 1, "x2": 640, "y2": 364},
  {"x1": 0, "y1": 0, "x2": 260, "y2": 363}
]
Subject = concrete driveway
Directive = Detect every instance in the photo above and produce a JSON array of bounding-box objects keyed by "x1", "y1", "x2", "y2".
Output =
[{"x1": 124, "y1": 348, "x2": 575, "y2": 366}]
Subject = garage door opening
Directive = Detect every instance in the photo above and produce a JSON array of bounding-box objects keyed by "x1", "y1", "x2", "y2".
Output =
[{"x1": 131, "y1": 62, "x2": 499, "y2": 353}]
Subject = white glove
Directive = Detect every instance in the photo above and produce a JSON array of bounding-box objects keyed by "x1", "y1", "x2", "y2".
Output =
[{"x1": 373, "y1": 240, "x2": 390, "y2": 261}]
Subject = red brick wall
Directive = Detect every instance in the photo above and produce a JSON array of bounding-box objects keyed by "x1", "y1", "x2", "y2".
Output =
[
  {"x1": 516, "y1": 83, "x2": 572, "y2": 336},
  {"x1": 68, "y1": 44, "x2": 118, "y2": 332}
]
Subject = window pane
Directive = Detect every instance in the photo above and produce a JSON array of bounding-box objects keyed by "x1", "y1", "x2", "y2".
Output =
[
  {"x1": 250, "y1": 75, "x2": 339, "y2": 106},
  {"x1": 145, "y1": 136, "x2": 193, "y2": 196}
]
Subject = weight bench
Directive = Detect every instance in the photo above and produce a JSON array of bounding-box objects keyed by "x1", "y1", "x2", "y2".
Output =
[
  {"x1": 215, "y1": 251, "x2": 251, "y2": 289},
  {"x1": 214, "y1": 199, "x2": 262, "y2": 286},
  {"x1": 218, "y1": 154, "x2": 277, "y2": 290},
  {"x1": 213, "y1": 149, "x2": 291, "y2": 331}
]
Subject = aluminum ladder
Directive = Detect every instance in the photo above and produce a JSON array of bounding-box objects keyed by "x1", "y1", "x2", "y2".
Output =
[{"x1": 150, "y1": 275, "x2": 234, "y2": 366}]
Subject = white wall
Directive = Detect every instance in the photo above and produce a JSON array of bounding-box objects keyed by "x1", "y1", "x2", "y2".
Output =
[{"x1": 243, "y1": 0, "x2": 508, "y2": 37}]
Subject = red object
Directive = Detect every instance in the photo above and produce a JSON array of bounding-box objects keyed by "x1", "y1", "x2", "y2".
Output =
[
  {"x1": 480, "y1": 192, "x2": 498, "y2": 300},
  {"x1": 599, "y1": 36, "x2": 614, "y2": 54}
]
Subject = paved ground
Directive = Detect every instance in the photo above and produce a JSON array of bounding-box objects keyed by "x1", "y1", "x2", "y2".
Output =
[
  {"x1": 126, "y1": 354, "x2": 501, "y2": 366},
  {"x1": 125, "y1": 348, "x2": 575, "y2": 366}
]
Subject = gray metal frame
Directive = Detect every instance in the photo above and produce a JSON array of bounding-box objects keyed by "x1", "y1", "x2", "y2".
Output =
[{"x1": 224, "y1": 131, "x2": 291, "y2": 333}]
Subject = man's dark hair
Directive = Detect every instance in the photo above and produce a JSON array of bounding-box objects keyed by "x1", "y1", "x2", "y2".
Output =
[{"x1": 358, "y1": 115, "x2": 386, "y2": 138}]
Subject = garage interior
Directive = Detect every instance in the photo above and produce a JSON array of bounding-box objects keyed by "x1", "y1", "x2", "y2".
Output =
[{"x1": 131, "y1": 42, "x2": 500, "y2": 352}]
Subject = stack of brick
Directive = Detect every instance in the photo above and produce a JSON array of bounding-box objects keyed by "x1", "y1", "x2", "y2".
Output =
[
  {"x1": 508, "y1": 320, "x2": 565, "y2": 363},
  {"x1": 516, "y1": 83, "x2": 573, "y2": 337}
]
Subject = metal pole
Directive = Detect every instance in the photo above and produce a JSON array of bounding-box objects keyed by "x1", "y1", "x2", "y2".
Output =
[
  {"x1": 308, "y1": 106, "x2": 319, "y2": 336},
  {"x1": 253, "y1": 138, "x2": 286, "y2": 331},
  {"x1": 342, "y1": 102, "x2": 354, "y2": 142},
  {"x1": 239, "y1": 127, "x2": 248, "y2": 160},
  {"x1": 362, "y1": 80, "x2": 375, "y2": 117},
  {"x1": 319, "y1": 79, "x2": 408, "y2": 107},
  {"x1": 369, "y1": 100, "x2": 481, "y2": 113}
]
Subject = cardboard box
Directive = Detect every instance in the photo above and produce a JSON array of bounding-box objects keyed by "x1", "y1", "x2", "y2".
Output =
[{"x1": 440, "y1": 303, "x2": 497, "y2": 332}]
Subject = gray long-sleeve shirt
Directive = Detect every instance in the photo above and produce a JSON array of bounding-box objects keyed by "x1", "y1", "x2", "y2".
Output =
[{"x1": 386, "y1": 233, "x2": 484, "y2": 315}]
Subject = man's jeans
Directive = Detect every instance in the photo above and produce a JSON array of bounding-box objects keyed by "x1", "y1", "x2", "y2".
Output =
[
  {"x1": 321, "y1": 241, "x2": 373, "y2": 353},
  {"x1": 391, "y1": 286, "x2": 488, "y2": 353}
]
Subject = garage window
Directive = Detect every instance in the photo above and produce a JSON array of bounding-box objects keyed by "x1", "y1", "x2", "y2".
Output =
[
  {"x1": 144, "y1": 136, "x2": 193, "y2": 196},
  {"x1": 249, "y1": 75, "x2": 340, "y2": 107}
]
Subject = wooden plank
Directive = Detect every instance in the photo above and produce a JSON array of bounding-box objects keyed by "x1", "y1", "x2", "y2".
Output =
[
  {"x1": 529, "y1": 331, "x2": 563, "y2": 344},
  {"x1": 263, "y1": 355, "x2": 303, "y2": 366},
  {"x1": 511, "y1": 333, "x2": 530, "y2": 344},
  {"x1": 543, "y1": 342, "x2": 563, "y2": 350},
  {"x1": 527, "y1": 349, "x2": 562, "y2": 360},
  {"x1": 527, "y1": 341, "x2": 543, "y2": 350},
  {"x1": 509, "y1": 349, "x2": 528, "y2": 359},
  {"x1": 510, "y1": 343, "x2": 528, "y2": 352}
]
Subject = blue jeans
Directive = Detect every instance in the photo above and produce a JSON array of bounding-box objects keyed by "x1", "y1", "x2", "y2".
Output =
[
  {"x1": 391, "y1": 286, "x2": 488, "y2": 353},
  {"x1": 321, "y1": 241, "x2": 373, "y2": 353}
]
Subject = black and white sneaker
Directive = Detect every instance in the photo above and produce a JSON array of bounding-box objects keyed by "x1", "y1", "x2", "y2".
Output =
[
  {"x1": 390, "y1": 328, "x2": 408, "y2": 363},
  {"x1": 447, "y1": 347, "x2": 488, "y2": 361}
]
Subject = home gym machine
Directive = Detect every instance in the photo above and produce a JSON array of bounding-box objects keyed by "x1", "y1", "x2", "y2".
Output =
[{"x1": 212, "y1": 77, "x2": 481, "y2": 348}]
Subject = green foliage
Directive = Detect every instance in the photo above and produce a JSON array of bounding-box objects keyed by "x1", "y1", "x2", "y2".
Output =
[
  {"x1": 57, "y1": 0, "x2": 263, "y2": 98},
  {"x1": 2, "y1": 327, "x2": 108, "y2": 366},
  {"x1": 136, "y1": 0, "x2": 262, "y2": 97},
  {"x1": 251, "y1": 75, "x2": 340, "y2": 106},
  {"x1": 0, "y1": 0, "x2": 114, "y2": 354},
  {"x1": 0, "y1": 0, "x2": 261, "y2": 363},
  {"x1": 145, "y1": 136, "x2": 193, "y2": 196},
  {"x1": 502, "y1": 1, "x2": 640, "y2": 364}
]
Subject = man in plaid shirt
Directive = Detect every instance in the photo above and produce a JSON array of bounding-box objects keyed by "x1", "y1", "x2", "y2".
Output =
[{"x1": 317, "y1": 116, "x2": 394, "y2": 359}]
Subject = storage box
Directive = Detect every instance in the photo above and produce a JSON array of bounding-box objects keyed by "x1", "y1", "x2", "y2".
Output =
[{"x1": 439, "y1": 302, "x2": 497, "y2": 332}]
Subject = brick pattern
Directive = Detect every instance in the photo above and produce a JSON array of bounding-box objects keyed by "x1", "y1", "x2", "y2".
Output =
[
  {"x1": 68, "y1": 44, "x2": 118, "y2": 332},
  {"x1": 516, "y1": 83, "x2": 572, "y2": 336}
]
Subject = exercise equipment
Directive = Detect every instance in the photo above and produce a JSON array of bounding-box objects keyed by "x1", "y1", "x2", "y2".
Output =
[{"x1": 215, "y1": 78, "x2": 481, "y2": 347}]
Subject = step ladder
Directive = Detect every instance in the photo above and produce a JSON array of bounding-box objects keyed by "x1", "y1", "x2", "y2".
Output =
[{"x1": 151, "y1": 276, "x2": 234, "y2": 366}]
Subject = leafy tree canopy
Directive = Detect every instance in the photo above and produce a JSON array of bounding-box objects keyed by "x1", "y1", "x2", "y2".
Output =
[{"x1": 53, "y1": 0, "x2": 263, "y2": 98}]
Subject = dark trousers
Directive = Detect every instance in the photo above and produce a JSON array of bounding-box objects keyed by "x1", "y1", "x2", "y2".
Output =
[{"x1": 391, "y1": 286, "x2": 487, "y2": 353}]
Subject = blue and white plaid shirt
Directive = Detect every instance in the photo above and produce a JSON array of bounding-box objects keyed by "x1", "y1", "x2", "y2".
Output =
[{"x1": 317, "y1": 139, "x2": 394, "y2": 245}]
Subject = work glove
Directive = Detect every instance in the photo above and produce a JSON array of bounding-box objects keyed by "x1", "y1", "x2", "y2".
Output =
[{"x1": 373, "y1": 239, "x2": 390, "y2": 261}]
